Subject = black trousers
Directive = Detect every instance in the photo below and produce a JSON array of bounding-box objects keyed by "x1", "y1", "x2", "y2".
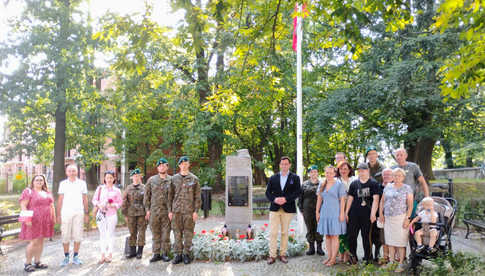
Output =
[
  {"x1": 348, "y1": 206, "x2": 372, "y2": 261},
  {"x1": 370, "y1": 220, "x2": 382, "y2": 258}
]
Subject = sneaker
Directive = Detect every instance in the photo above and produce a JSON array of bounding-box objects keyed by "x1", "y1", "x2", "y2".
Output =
[
  {"x1": 416, "y1": 245, "x2": 425, "y2": 253},
  {"x1": 72, "y1": 255, "x2": 83, "y2": 265},
  {"x1": 427, "y1": 247, "x2": 438, "y2": 254},
  {"x1": 60, "y1": 256, "x2": 70, "y2": 267},
  {"x1": 395, "y1": 263, "x2": 406, "y2": 273}
]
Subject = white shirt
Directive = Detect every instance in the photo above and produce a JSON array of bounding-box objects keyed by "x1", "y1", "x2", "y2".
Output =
[
  {"x1": 58, "y1": 178, "x2": 87, "y2": 216},
  {"x1": 418, "y1": 209, "x2": 438, "y2": 223}
]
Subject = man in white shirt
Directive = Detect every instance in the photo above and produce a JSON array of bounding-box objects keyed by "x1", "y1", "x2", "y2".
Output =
[{"x1": 57, "y1": 164, "x2": 89, "y2": 266}]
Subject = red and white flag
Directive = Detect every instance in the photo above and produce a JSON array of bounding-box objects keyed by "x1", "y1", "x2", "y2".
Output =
[{"x1": 292, "y1": 3, "x2": 307, "y2": 52}]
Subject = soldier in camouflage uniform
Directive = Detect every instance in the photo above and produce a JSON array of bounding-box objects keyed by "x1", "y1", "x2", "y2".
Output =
[
  {"x1": 168, "y1": 156, "x2": 201, "y2": 265},
  {"x1": 144, "y1": 158, "x2": 172, "y2": 263},
  {"x1": 121, "y1": 168, "x2": 147, "y2": 259},
  {"x1": 298, "y1": 165, "x2": 324, "y2": 256}
]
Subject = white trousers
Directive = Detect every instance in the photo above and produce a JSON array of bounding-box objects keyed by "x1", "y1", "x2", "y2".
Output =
[{"x1": 97, "y1": 214, "x2": 117, "y2": 255}]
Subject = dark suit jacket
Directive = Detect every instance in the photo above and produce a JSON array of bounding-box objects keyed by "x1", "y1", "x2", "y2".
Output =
[{"x1": 265, "y1": 172, "x2": 302, "y2": 213}]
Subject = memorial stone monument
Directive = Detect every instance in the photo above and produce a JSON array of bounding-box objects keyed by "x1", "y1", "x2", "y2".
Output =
[{"x1": 225, "y1": 149, "x2": 253, "y2": 238}]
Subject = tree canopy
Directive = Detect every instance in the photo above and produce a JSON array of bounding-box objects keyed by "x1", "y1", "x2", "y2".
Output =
[{"x1": 0, "y1": 0, "x2": 483, "y2": 190}]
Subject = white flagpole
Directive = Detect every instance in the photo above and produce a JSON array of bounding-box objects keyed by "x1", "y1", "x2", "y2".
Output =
[
  {"x1": 296, "y1": 5, "x2": 303, "y2": 185},
  {"x1": 296, "y1": 4, "x2": 306, "y2": 237}
]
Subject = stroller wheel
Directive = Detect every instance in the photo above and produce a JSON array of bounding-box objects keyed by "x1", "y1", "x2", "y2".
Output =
[{"x1": 410, "y1": 252, "x2": 422, "y2": 271}]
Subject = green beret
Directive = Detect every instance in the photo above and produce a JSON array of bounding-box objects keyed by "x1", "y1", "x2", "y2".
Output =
[
  {"x1": 365, "y1": 146, "x2": 378, "y2": 157},
  {"x1": 156, "y1": 158, "x2": 168, "y2": 166},
  {"x1": 178, "y1": 156, "x2": 189, "y2": 165},
  {"x1": 307, "y1": 165, "x2": 318, "y2": 173},
  {"x1": 130, "y1": 168, "x2": 141, "y2": 176}
]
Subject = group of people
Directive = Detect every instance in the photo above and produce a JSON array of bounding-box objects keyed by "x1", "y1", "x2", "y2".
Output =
[
  {"x1": 18, "y1": 156, "x2": 201, "y2": 273},
  {"x1": 18, "y1": 146, "x2": 432, "y2": 273},
  {"x1": 267, "y1": 148, "x2": 431, "y2": 273}
]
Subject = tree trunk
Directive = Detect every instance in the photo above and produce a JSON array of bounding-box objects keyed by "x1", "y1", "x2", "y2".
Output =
[
  {"x1": 52, "y1": 104, "x2": 66, "y2": 199},
  {"x1": 416, "y1": 137, "x2": 436, "y2": 180},
  {"x1": 441, "y1": 139, "x2": 454, "y2": 169},
  {"x1": 85, "y1": 165, "x2": 98, "y2": 191},
  {"x1": 252, "y1": 149, "x2": 267, "y2": 186},
  {"x1": 466, "y1": 150, "x2": 473, "y2": 167}
]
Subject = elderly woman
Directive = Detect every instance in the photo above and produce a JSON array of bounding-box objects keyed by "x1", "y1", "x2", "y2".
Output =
[
  {"x1": 379, "y1": 168, "x2": 413, "y2": 273},
  {"x1": 19, "y1": 175, "x2": 55, "y2": 272},
  {"x1": 298, "y1": 165, "x2": 324, "y2": 255}
]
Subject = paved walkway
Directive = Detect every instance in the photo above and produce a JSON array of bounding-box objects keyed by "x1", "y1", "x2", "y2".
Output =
[{"x1": 0, "y1": 217, "x2": 484, "y2": 276}]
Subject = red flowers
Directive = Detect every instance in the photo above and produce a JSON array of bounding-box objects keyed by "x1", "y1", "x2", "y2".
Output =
[
  {"x1": 218, "y1": 234, "x2": 223, "y2": 238},
  {"x1": 210, "y1": 229, "x2": 215, "y2": 234},
  {"x1": 108, "y1": 199, "x2": 113, "y2": 204},
  {"x1": 202, "y1": 230, "x2": 207, "y2": 234},
  {"x1": 264, "y1": 223, "x2": 268, "y2": 227},
  {"x1": 240, "y1": 234, "x2": 246, "y2": 239},
  {"x1": 290, "y1": 229, "x2": 295, "y2": 232}
]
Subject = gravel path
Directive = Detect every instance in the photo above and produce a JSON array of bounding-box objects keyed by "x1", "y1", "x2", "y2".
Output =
[{"x1": 0, "y1": 217, "x2": 483, "y2": 276}]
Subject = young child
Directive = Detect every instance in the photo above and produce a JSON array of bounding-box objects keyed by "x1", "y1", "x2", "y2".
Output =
[{"x1": 410, "y1": 197, "x2": 439, "y2": 254}]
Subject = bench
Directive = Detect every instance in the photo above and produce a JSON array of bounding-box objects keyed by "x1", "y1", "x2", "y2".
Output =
[
  {"x1": 0, "y1": 215, "x2": 21, "y2": 255},
  {"x1": 463, "y1": 209, "x2": 485, "y2": 239},
  {"x1": 253, "y1": 196, "x2": 270, "y2": 215}
]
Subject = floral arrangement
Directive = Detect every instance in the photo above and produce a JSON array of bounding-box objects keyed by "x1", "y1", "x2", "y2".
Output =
[{"x1": 192, "y1": 224, "x2": 306, "y2": 262}]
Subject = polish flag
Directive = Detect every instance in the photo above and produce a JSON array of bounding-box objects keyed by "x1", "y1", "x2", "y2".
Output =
[{"x1": 292, "y1": 3, "x2": 307, "y2": 52}]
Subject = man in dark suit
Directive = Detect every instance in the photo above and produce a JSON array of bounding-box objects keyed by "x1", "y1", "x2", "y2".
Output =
[{"x1": 265, "y1": 156, "x2": 302, "y2": 264}]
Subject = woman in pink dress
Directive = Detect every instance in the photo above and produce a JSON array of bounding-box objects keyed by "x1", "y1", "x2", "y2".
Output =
[
  {"x1": 19, "y1": 175, "x2": 55, "y2": 272},
  {"x1": 92, "y1": 170, "x2": 122, "y2": 264}
]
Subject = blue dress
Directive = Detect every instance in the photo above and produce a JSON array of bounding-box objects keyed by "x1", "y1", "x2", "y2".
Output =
[{"x1": 317, "y1": 179, "x2": 347, "y2": 236}]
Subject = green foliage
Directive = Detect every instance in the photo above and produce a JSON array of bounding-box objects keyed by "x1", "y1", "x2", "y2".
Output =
[
  {"x1": 336, "y1": 252, "x2": 485, "y2": 275},
  {"x1": 434, "y1": 0, "x2": 484, "y2": 99},
  {"x1": 192, "y1": 227, "x2": 305, "y2": 262},
  {"x1": 13, "y1": 171, "x2": 27, "y2": 193}
]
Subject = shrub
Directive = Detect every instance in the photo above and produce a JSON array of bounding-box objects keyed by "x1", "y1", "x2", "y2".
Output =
[
  {"x1": 13, "y1": 171, "x2": 27, "y2": 193},
  {"x1": 191, "y1": 227, "x2": 306, "y2": 262}
]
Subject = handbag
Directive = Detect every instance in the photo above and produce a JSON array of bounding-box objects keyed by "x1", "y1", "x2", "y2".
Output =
[
  {"x1": 96, "y1": 210, "x2": 106, "y2": 223},
  {"x1": 93, "y1": 186, "x2": 106, "y2": 223}
]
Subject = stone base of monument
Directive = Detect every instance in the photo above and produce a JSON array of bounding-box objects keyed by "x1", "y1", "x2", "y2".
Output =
[{"x1": 225, "y1": 149, "x2": 253, "y2": 239}]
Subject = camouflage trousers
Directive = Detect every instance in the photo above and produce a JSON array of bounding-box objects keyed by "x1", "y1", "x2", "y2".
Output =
[
  {"x1": 126, "y1": 215, "x2": 147, "y2": 247},
  {"x1": 172, "y1": 213, "x2": 195, "y2": 255},
  {"x1": 150, "y1": 212, "x2": 171, "y2": 254},
  {"x1": 303, "y1": 208, "x2": 323, "y2": 243}
]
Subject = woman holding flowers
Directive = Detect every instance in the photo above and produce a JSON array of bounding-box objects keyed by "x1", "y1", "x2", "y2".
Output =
[{"x1": 92, "y1": 170, "x2": 122, "y2": 264}]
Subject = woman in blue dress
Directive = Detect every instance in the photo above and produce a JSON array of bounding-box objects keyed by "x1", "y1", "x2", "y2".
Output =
[{"x1": 316, "y1": 166, "x2": 347, "y2": 266}]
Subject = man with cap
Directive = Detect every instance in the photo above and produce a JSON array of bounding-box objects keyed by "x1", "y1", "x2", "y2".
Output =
[
  {"x1": 121, "y1": 168, "x2": 147, "y2": 259},
  {"x1": 366, "y1": 146, "x2": 383, "y2": 184},
  {"x1": 345, "y1": 163, "x2": 380, "y2": 264},
  {"x1": 365, "y1": 146, "x2": 384, "y2": 262},
  {"x1": 168, "y1": 156, "x2": 201, "y2": 265},
  {"x1": 144, "y1": 158, "x2": 173, "y2": 262},
  {"x1": 298, "y1": 165, "x2": 324, "y2": 256}
]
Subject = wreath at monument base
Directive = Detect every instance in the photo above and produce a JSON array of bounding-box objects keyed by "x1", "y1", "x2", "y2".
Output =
[{"x1": 192, "y1": 226, "x2": 306, "y2": 262}]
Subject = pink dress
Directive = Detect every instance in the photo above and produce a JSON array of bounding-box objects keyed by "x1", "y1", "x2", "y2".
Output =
[{"x1": 19, "y1": 188, "x2": 54, "y2": 240}]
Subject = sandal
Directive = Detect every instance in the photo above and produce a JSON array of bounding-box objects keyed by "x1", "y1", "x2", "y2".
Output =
[
  {"x1": 34, "y1": 262, "x2": 48, "y2": 269},
  {"x1": 378, "y1": 257, "x2": 390, "y2": 265},
  {"x1": 348, "y1": 254, "x2": 358, "y2": 265},
  {"x1": 24, "y1": 264, "x2": 35, "y2": 273}
]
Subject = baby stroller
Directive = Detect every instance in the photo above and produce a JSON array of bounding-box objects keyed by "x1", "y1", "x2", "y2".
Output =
[{"x1": 408, "y1": 196, "x2": 457, "y2": 272}]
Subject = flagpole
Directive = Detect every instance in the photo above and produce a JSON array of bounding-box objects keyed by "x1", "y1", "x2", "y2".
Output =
[
  {"x1": 296, "y1": 4, "x2": 305, "y2": 237},
  {"x1": 296, "y1": 5, "x2": 303, "y2": 187}
]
